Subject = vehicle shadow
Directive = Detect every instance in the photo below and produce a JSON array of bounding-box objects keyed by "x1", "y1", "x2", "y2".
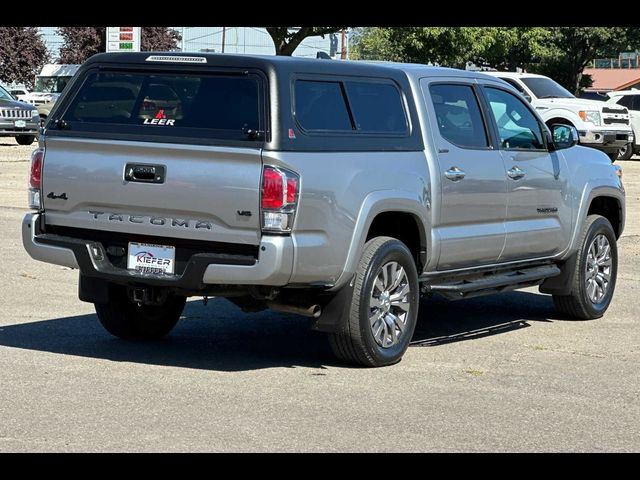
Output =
[
  {"x1": 412, "y1": 290, "x2": 557, "y2": 347},
  {"x1": 0, "y1": 291, "x2": 559, "y2": 371}
]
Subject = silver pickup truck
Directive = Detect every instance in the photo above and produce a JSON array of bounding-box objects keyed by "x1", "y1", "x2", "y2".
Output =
[{"x1": 22, "y1": 53, "x2": 625, "y2": 367}]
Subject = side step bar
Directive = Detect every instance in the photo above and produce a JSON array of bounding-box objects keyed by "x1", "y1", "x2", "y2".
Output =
[{"x1": 423, "y1": 265, "x2": 561, "y2": 300}]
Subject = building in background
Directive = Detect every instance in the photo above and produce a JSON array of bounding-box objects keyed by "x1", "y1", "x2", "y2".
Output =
[
  {"x1": 580, "y1": 51, "x2": 640, "y2": 99},
  {"x1": 583, "y1": 68, "x2": 640, "y2": 94},
  {"x1": 38, "y1": 27, "x2": 347, "y2": 60}
]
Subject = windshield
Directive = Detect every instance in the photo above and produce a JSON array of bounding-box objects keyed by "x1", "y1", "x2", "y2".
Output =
[
  {"x1": 0, "y1": 85, "x2": 13, "y2": 101},
  {"x1": 521, "y1": 77, "x2": 574, "y2": 99},
  {"x1": 34, "y1": 76, "x2": 72, "y2": 94}
]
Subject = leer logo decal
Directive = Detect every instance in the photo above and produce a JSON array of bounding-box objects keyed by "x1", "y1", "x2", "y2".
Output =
[{"x1": 143, "y1": 118, "x2": 175, "y2": 126}]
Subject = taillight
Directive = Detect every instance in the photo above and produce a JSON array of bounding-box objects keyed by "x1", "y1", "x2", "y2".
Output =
[
  {"x1": 260, "y1": 165, "x2": 300, "y2": 233},
  {"x1": 262, "y1": 167, "x2": 285, "y2": 209},
  {"x1": 30, "y1": 149, "x2": 42, "y2": 188},
  {"x1": 28, "y1": 148, "x2": 44, "y2": 210}
]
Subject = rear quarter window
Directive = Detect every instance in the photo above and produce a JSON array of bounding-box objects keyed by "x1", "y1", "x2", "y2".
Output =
[
  {"x1": 345, "y1": 81, "x2": 407, "y2": 133},
  {"x1": 294, "y1": 80, "x2": 352, "y2": 131},
  {"x1": 294, "y1": 78, "x2": 409, "y2": 134}
]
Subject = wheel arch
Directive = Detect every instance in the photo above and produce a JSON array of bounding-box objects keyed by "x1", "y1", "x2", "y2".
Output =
[
  {"x1": 539, "y1": 108, "x2": 584, "y2": 130},
  {"x1": 329, "y1": 191, "x2": 429, "y2": 291}
]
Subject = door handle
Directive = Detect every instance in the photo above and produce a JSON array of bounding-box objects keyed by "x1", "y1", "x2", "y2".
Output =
[
  {"x1": 444, "y1": 167, "x2": 466, "y2": 181},
  {"x1": 507, "y1": 166, "x2": 526, "y2": 180},
  {"x1": 124, "y1": 163, "x2": 166, "y2": 184}
]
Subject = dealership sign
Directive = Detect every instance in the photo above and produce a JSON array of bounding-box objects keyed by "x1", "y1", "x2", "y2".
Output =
[{"x1": 106, "y1": 27, "x2": 141, "y2": 52}]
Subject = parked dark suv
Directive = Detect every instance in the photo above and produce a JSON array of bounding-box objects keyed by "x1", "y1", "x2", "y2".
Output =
[{"x1": 0, "y1": 84, "x2": 39, "y2": 145}]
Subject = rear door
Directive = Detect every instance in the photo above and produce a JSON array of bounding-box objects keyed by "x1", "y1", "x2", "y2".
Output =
[
  {"x1": 422, "y1": 79, "x2": 508, "y2": 270},
  {"x1": 42, "y1": 68, "x2": 266, "y2": 246}
]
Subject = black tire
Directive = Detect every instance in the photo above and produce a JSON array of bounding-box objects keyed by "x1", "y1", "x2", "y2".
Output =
[
  {"x1": 15, "y1": 135, "x2": 35, "y2": 146},
  {"x1": 95, "y1": 285, "x2": 186, "y2": 340},
  {"x1": 606, "y1": 152, "x2": 618, "y2": 162},
  {"x1": 553, "y1": 215, "x2": 618, "y2": 320},
  {"x1": 328, "y1": 236, "x2": 419, "y2": 367},
  {"x1": 617, "y1": 143, "x2": 634, "y2": 160}
]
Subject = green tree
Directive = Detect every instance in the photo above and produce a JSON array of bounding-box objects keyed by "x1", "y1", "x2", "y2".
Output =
[
  {"x1": 350, "y1": 27, "x2": 491, "y2": 68},
  {"x1": 531, "y1": 27, "x2": 639, "y2": 94},
  {"x1": 266, "y1": 27, "x2": 346, "y2": 56},
  {"x1": 349, "y1": 27, "x2": 402, "y2": 61},
  {"x1": 472, "y1": 27, "x2": 552, "y2": 71},
  {"x1": 0, "y1": 27, "x2": 49, "y2": 89}
]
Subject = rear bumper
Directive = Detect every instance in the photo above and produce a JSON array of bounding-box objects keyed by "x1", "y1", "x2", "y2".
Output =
[{"x1": 22, "y1": 213, "x2": 294, "y2": 288}]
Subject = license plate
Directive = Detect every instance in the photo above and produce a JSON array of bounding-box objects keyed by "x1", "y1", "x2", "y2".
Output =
[
  {"x1": 127, "y1": 242, "x2": 175, "y2": 275},
  {"x1": 14, "y1": 120, "x2": 26, "y2": 128}
]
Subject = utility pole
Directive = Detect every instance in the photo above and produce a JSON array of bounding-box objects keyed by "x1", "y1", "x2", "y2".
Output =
[
  {"x1": 221, "y1": 27, "x2": 226, "y2": 53},
  {"x1": 340, "y1": 29, "x2": 347, "y2": 60}
]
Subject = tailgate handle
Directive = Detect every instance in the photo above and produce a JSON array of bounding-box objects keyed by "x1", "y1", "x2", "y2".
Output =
[{"x1": 124, "y1": 164, "x2": 166, "y2": 184}]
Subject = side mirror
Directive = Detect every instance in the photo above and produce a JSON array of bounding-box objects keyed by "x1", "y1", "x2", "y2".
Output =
[
  {"x1": 523, "y1": 93, "x2": 532, "y2": 103},
  {"x1": 551, "y1": 124, "x2": 579, "y2": 150}
]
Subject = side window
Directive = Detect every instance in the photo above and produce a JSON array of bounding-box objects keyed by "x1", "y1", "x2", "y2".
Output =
[
  {"x1": 616, "y1": 95, "x2": 634, "y2": 109},
  {"x1": 500, "y1": 78, "x2": 526, "y2": 95},
  {"x1": 429, "y1": 84, "x2": 489, "y2": 148},
  {"x1": 294, "y1": 80, "x2": 353, "y2": 131},
  {"x1": 344, "y1": 81, "x2": 407, "y2": 133},
  {"x1": 484, "y1": 87, "x2": 546, "y2": 150}
]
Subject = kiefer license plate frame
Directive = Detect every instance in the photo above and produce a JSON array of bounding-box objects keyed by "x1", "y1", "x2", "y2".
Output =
[{"x1": 127, "y1": 242, "x2": 175, "y2": 275}]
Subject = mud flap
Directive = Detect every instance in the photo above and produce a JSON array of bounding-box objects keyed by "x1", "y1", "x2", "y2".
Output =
[
  {"x1": 78, "y1": 273, "x2": 110, "y2": 304},
  {"x1": 539, "y1": 253, "x2": 577, "y2": 296},
  {"x1": 310, "y1": 275, "x2": 356, "y2": 333}
]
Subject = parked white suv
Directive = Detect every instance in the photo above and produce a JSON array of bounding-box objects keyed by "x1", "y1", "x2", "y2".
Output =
[
  {"x1": 486, "y1": 72, "x2": 634, "y2": 160},
  {"x1": 606, "y1": 89, "x2": 640, "y2": 160}
]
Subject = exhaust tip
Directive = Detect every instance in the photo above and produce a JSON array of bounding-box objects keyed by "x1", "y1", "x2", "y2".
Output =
[
  {"x1": 267, "y1": 302, "x2": 322, "y2": 318},
  {"x1": 309, "y1": 305, "x2": 321, "y2": 319}
]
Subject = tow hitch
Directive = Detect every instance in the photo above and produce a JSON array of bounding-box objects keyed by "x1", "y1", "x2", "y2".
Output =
[{"x1": 127, "y1": 286, "x2": 168, "y2": 306}]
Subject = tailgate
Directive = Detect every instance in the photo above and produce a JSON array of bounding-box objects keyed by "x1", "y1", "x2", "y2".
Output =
[
  {"x1": 42, "y1": 137, "x2": 262, "y2": 245},
  {"x1": 41, "y1": 66, "x2": 266, "y2": 246}
]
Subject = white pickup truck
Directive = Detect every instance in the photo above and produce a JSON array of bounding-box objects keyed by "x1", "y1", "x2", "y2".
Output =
[
  {"x1": 486, "y1": 72, "x2": 634, "y2": 160},
  {"x1": 21, "y1": 64, "x2": 80, "y2": 106},
  {"x1": 606, "y1": 89, "x2": 640, "y2": 160}
]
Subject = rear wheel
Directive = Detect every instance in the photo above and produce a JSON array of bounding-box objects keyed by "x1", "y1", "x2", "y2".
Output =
[
  {"x1": 553, "y1": 215, "x2": 617, "y2": 319},
  {"x1": 95, "y1": 285, "x2": 186, "y2": 339},
  {"x1": 15, "y1": 135, "x2": 35, "y2": 146},
  {"x1": 328, "y1": 237, "x2": 419, "y2": 367},
  {"x1": 617, "y1": 143, "x2": 634, "y2": 160}
]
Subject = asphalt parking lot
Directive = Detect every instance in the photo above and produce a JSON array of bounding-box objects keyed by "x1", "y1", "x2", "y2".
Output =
[{"x1": 1, "y1": 142, "x2": 639, "y2": 452}]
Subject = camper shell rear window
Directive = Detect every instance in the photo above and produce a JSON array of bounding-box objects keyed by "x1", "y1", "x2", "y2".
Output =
[{"x1": 58, "y1": 69, "x2": 266, "y2": 143}]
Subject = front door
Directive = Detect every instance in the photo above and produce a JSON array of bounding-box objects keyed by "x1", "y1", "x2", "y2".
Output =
[
  {"x1": 480, "y1": 85, "x2": 571, "y2": 262},
  {"x1": 422, "y1": 80, "x2": 508, "y2": 270}
]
